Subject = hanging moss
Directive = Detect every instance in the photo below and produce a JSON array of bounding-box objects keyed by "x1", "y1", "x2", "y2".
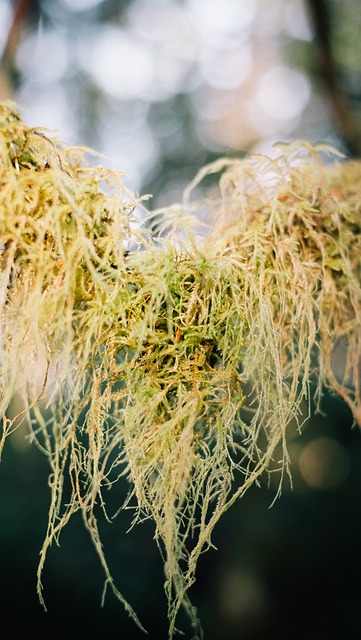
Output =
[{"x1": 0, "y1": 101, "x2": 360, "y2": 639}]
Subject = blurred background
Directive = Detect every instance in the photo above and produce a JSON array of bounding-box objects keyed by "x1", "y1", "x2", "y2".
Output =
[{"x1": 1, "y1": 1, "x2": 361, "y2": 638}]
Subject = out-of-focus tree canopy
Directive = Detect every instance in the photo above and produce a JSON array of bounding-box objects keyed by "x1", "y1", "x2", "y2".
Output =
[{"x1": 1, "y1": 0, "x2": 361, "y2": 206}]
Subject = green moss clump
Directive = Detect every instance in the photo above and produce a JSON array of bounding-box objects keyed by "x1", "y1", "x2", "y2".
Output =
[{"x1": 1, "y1": 102, "x2": 360, "y2": 639}]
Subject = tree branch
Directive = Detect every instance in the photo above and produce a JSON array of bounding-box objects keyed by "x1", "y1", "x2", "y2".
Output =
[{"x1": 305, "y1": 0, "x2": 361, "y2": 156}]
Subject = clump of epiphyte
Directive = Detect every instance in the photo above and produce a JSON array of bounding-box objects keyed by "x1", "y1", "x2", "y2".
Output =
[{"x1": 1, "y1": 102, "x2": 360, "y2": 639}]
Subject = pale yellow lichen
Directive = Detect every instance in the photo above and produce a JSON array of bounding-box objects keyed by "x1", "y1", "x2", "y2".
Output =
[{"x1": 1, "y1": 102, "x2": 360, "y2": 639}]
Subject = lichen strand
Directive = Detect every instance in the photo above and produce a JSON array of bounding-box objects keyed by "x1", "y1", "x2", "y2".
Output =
[{"x1": 1, "y1": 102, "x2": 360, "y2": 639}]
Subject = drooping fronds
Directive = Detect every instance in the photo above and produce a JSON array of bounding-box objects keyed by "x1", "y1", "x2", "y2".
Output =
[{"x1": 1, "y1": 102, "x2": 360, "y2": 639}]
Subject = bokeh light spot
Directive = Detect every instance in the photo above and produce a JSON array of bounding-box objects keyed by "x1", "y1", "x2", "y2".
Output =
[
  {"x1": 298, "y1": 437, "x2": 351, "y2": 489},
  {"x1": 15, "y1": 27, "x2": 69, "y2": 84},
  {"x1": 200, "y1": 43, "x2": 252, "y2": 90},
  {"x1": 77, "y1": 25, "x2": 154, "y2": 100},
  {"x1": 284, "y1": 0, "x2": 313, "y2": 41},
  {"x1": 0, "y1": 0, "x2": 12, "y2": 59},
  {"x1": 256, "y1": 65, "x2": 311, "y2": 120},
  {"x1": 187, "y1": 0, "x2": 258, "y2": 40}
]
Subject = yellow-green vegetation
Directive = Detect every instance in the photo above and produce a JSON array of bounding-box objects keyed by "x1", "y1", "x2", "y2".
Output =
[{"x1": 0, "y1": 101, "x2": 360, "y2": 639}]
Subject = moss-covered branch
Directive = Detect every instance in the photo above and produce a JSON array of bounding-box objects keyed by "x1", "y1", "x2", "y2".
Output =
[{"x1": 1, "y1": 102, "x2": 360, "y2": 638}]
